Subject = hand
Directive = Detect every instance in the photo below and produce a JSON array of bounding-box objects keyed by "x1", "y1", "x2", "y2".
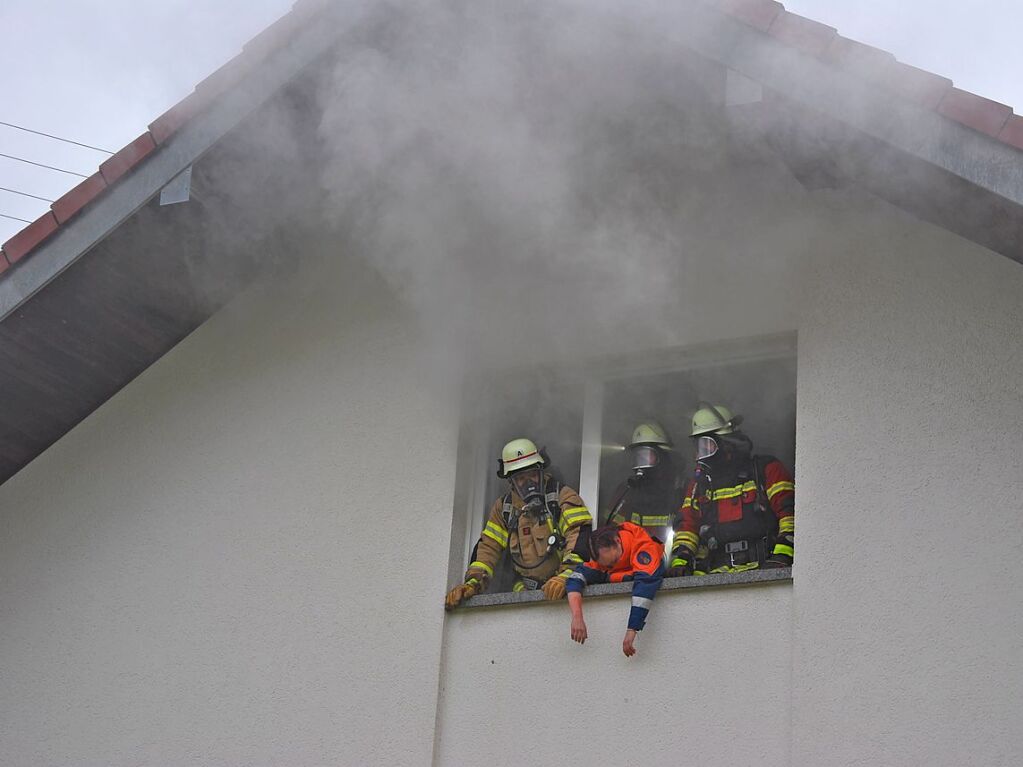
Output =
[
  {"x1": 665, "y1": 565, "x2": 691, "y2": 578},
  {"x1": 541, "y1": 576, "x2": 567, "y2": 601},
  {"x1": 444, "y1": 582, "x2": 477, "y2": 611},
  {"x1": 570, "y1": 615, "x2": 588, "y2": 644},
  {"x1": 623, "y1": 629, "x2": 638, "y2": 657}
]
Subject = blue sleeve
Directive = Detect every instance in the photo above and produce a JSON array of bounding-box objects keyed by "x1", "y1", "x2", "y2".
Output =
[
  {"x1": 566, "y1": 563, "x2": 608, "y2": 594},
  {"x1": 627, "y1": 561, "x2": 665, "y2": 631}
]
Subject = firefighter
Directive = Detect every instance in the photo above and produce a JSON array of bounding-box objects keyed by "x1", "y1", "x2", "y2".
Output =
[
  {"x1": 444, "y1": 438, "x2": 593, "y2": 610},
  {"x1": 566, "y1": 522, "x2": 665, "y2": 657},
  {"x1": 604, "y1": 422, "x2": 684, "y2": 546},
  {"x1": 667, "y1": 405, "x2": 795, "y2": 576}
]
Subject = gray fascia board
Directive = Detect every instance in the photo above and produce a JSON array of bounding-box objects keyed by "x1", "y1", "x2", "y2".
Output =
[{"x1": 0, "y1": 11, "x2": 342, "y2": 322}]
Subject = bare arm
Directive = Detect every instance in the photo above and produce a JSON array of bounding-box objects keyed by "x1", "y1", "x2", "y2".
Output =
[{"x1": 568, "y1": 591, "x2": 587, "y2": 644}]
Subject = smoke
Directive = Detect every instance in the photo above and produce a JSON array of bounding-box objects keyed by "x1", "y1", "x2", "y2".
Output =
[{"x1": 313, "y1": 0, "x2": 736, "y2": 380}]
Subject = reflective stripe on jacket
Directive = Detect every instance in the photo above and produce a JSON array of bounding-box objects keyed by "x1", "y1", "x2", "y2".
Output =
[
  {"x1": 465, "y1": 480, "x2": 592, "y2": 590},
  {"x1": 670, "y1": 455, "x2": 794, "y2": 569}
]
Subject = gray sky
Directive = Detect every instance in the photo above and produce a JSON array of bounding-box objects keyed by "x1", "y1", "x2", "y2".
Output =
[{"x1": 1, "y1": 0, "x2": 1019, "y2": 243}]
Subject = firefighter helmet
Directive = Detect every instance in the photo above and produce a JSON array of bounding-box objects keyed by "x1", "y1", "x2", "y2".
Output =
[
  {"x1": 690, "y1": 404, "x2": 742, "y2": 437},
  {"x1": 498, "y1": 438, "x2": 545, "y2": 478},
  {"x1": 629, "y1": 422, "x2": 672, "y2": 450}
]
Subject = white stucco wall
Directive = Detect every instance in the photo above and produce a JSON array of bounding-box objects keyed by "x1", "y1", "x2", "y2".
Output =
[
  {"x1": 1, "y1": 154, "x2": 1021, "y2": 767},
  {"x1": 0, "y1": 259, "x2": 458, "y2": 766},
  {"x1": 793, "y1": 194, "x2": 1023, "y2": 766},
  {"x1": 436, "y1": 582, "x2": 793, "y2": 766}
]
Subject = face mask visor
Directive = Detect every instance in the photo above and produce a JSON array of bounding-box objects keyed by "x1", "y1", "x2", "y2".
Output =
[
  {"x1": 631, "y1": 445, "x2": 660, "y2": 473},
  {"x1": 510, "y1": 467, "x2": 544, "y2": 506},
  {"x1": 695, "y1": 435, "x2": 719, "y2": 462}
]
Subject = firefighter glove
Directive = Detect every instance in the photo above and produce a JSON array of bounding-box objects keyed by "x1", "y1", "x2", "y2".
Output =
[
  {"x1": 444, "y1": 580, "x2": 479, "y2": 611},
  {"x1": 541, "y1": 576, "x2": 567, "y2": 601}
]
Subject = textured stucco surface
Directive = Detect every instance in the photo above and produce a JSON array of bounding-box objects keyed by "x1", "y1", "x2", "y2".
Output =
[
  {"x1": 793, "y1": 194, "x2": 1023, "y2": 766},
  {"x1": 436, "y1": 580, "x2": 793, "y2": 766},
  {"x1": 0, "y1": 259, "x2": 457, "y2": 766}
]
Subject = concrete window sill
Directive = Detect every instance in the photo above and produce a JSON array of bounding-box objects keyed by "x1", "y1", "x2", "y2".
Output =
[{"x1": 460, "y1": 566, "x2": 792, "y2": 609}]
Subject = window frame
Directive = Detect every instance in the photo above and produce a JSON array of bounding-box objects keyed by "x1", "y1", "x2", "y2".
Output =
[{"x1": 450, "y1": 331, "x2": 797, "y2": 600}]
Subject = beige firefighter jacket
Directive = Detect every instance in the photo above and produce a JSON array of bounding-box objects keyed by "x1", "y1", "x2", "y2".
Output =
[{"x1": 464, "y1": 479, "x2": 592, "y2": 591}]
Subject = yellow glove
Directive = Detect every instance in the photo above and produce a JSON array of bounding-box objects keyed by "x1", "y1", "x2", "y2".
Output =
[
  {"x1": 541, "y1": 576, "x2": 567, "y2": 601},
  {"x1": 444, "y1": 580, "x2": 479, "y2": 611}
]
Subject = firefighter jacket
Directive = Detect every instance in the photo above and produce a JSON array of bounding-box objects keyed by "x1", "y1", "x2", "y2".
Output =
[
  {"x1": 463, "y1": 477, "x2": 592, "y2": 592},
  {"x1": 567, "y1": 522, "x2": 665, "y2": 631},
  {"x1": 605, "y1": 469, "x2": 684, "y2": 545},
  {"x1": 671, "y1": 454, "x2": 794, "y2": 573}
]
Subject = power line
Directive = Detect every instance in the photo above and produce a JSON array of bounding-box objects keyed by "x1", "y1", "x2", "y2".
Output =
[
  {"x1": 0, "y1": 152, "x2": 89, "y2": 178},
  {"x1": 0, "y1": 120, "x2": 113, "y2": 154},
  {"x1": 0, "y1": 212, "x2": 33, "y2": 224},
  {"x1": 0, "y1": 186, "x2": 54, "y2": 203}
]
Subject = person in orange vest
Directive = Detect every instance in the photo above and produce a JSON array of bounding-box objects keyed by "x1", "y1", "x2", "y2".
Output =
[{"x1": 566, "y1": 522, "x2": 665, "y2": 657}]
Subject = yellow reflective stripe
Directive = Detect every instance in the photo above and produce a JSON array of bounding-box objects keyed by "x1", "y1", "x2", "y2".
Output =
[
  {"x1": 676, "y1": 531, "x2": 700, "y2": 546},
  {"x1": 681, "y1": 497, "x2": 693, "y2": 509},
  {"x1": 778, "y1": 516, "x2": 795, "y2": 533},
  {"x1": 639, "y1": 515, "x2": 670, "y2": 525},
  {"x1": 483, "y1": 522, "x2": 509, "y2": 548},
  {"x1": 766, "y1": 481, "x2": 795, "y2": 499},
  {"x1": 711, "y1": 481, "x2": 757, "y2": 501},
  {"x1": 561, "y1": 506, "x2": 591, "y2": 522},
  {"x1": 562, "y1": 552, "x2": 583, "y2": 564},
  {"x1": 465, "y1": 577, "x2": 480, "y2": 587},
  {"x1": 773, "y1": 544, "x2": 794, "y2": 558},
  {"x1": 512, "y1": 581, "x2": 526, "y2": 592},
  {"x1": 670, "y1": 557, "x2": 688, "y2": 568},
  {"x1": 468, "y1": 561, "x2": 493, "y2": 577}
]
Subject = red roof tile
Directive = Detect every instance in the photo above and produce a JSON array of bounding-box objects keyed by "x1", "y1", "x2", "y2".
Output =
[
  {"x1": 2, "y1": 212, "x2": 59, "y2": 264},
  {"x1": 51, "y1": 173, "x2": 108, "y2": 225},
  {"x1": 999, "y1": 115, "x2": 1023, "y2": 152},
  {"x1": 767, "y1": 11, "x2": 837, "y2": 58},
  {"x1": 149, "y1": 92, "x2": 206, "y2": 145},
  {"x1": 99, "y1": 132, "x2": 157, "y2": 185},
  {"x1": 823, "y1": 36, "x2": 895, "y2": 77},
  {"x1": 937, "y1": 88, "x2": 1012, "y2": 138},
  {"x1": 0, "y1": 251, "x2": 10, "y2": 276},
  {"x1": 881, "y1": 61, "x2": 953, "y2": 110},
  {"x1": 714, "y1": 0, "x2": 782, "y2": 33}
]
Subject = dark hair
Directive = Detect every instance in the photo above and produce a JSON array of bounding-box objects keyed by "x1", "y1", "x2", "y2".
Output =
[{"x1": 590, "y1": 524, "x2": 621, "y2": 560}]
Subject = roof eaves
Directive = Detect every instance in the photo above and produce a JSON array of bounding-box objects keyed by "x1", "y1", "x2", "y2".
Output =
[
  {"x1": 701, "y1": 0, "x2": 1023, "y2": 207},
  {"x1": 713, "y1": 0, "x2": 1022, "y2": 155},
  {"x1": 0, "y1": 0, "x2": 337, "y2": 321},
  {"x1": 0, "y1": 0, "x2": 341, "y2": 320},
  {"x1": 0, "y1": 0, "x2": 333, "y2": 292}
]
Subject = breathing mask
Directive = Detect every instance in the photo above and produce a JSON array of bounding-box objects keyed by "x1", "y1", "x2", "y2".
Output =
[
  {"x1": 509, "y1": 467, "x2": 545, "y2": 509},
  {"x1": 629, "y1": 444, "x2": 661, "y2": 485},
  {"x1": 695, "y1": 435, "x2": 719, "y2": 462}
]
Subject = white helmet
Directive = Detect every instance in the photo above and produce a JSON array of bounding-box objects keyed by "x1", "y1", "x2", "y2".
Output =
[
  {"x1": 499, "y1": 438, "x2": 545, "y2": 477},
  {"x1": 690, "y1": 404, "x2": 742, "y2": 437},
  {"x1": 629, "y1": 422, "x2": 672, "y2": 450}
]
